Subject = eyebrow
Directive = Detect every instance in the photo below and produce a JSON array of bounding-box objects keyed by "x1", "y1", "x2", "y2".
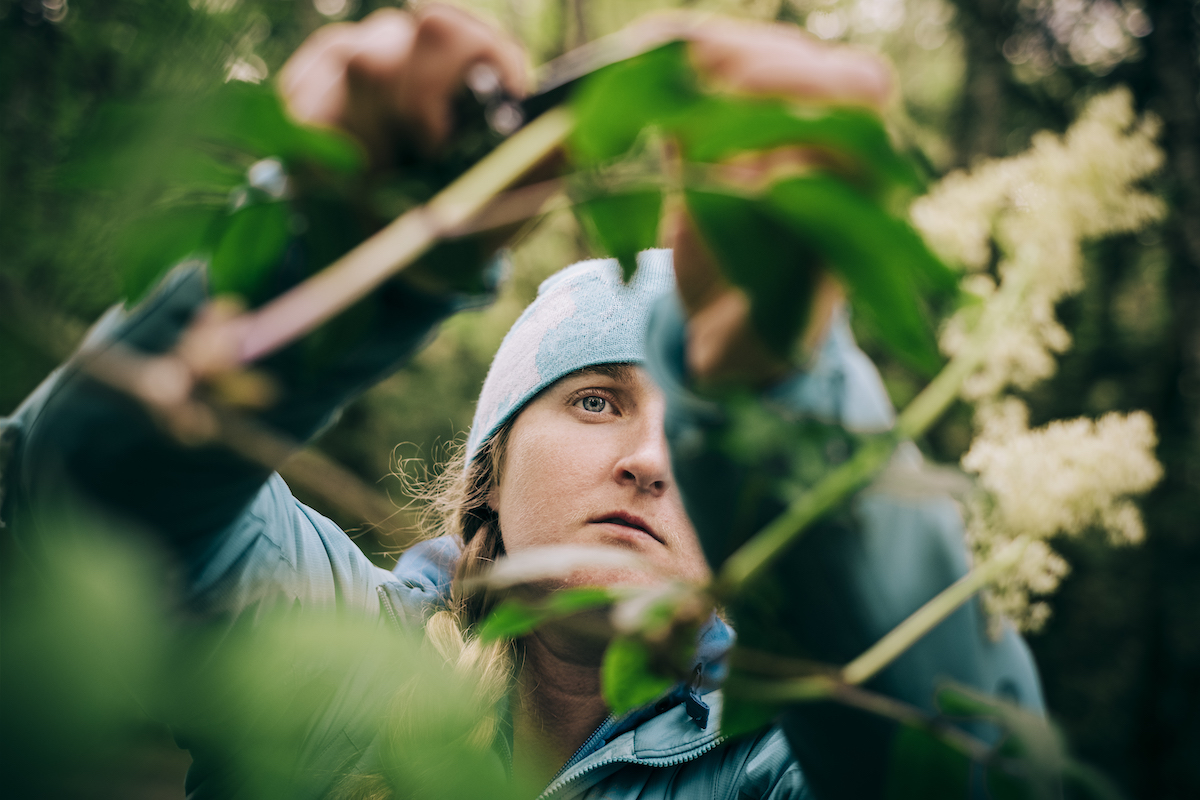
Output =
[{"x1": 563, "y1": 363, "x2": 638, "y2": 382}]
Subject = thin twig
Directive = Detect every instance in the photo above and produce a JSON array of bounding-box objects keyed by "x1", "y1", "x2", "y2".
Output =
[
  {"x1": 443, "y1": 176, "x2": 568, "y2": 237},
  {"x1": 723, "y1": 672, "x2": 994, "y2": 762}
]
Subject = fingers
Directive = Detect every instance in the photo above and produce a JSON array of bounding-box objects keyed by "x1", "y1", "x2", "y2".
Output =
[
  {"x1": 623, "y1": 11, "x2": 892, "y2": 112},
  {"x1": 415, "y1": 4, "x2": 527, "y2": 97},
  {"x1": 278, "y1": 4, "x2": 528, "y2": 167},
  {"x1": 396, "y1": 4, "x2": 528, "y2": 150},
  {"x1": 279, "y1": 21, "x2": 370, "y2": 127},
  {"x1": 687, "y1": 18, "x2": 892, "y2": 110}
]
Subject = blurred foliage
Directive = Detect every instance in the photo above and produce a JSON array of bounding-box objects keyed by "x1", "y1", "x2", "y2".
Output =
[
  {"x1": 2, "y1": 0, "x2": 1199, "y2": 798},
  {"x1": 566, "y1": 40, "x2": 953, "y2": 368},
  {"x1": 0, "y1": 517, "x2": 531, "y2": 799}
]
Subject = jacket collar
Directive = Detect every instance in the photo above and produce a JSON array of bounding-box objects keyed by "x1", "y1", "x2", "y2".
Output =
[{"x1": 537, "y1": 690, "x2": 727, "y2": 799}]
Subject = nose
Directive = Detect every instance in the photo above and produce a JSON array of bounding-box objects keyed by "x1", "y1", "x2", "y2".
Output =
[{"x1": 612, "y1": 399, "x2": 673, "y2": 497}]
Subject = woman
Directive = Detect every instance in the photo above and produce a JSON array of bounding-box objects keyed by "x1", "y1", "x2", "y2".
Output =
[{"x1": 4, "y1": 6, "x2": 1043, "y2": 799}]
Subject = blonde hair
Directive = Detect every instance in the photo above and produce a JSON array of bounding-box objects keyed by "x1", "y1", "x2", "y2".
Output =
[{"x1": 333, "y1": 424, "x2": 517, "y2": 800}]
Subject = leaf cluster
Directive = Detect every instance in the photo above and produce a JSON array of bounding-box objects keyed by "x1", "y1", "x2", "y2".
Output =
[{"x1": 568, "y1": 42, "x2": 956, "y2": 372}]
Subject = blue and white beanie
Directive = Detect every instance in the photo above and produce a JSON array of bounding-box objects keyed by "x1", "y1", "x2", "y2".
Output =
[{"x1": 465, "y1": 249, "x2": 676, "y2": 462}]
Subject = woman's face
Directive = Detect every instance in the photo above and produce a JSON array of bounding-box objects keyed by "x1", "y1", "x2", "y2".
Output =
[{"x1": 490, "y1": 364, "x2": 711, "y2": 588}]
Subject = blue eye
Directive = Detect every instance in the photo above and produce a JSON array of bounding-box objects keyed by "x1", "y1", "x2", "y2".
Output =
[{"x1": 579, "y1": 395, "x2": 608, "y2": 413}]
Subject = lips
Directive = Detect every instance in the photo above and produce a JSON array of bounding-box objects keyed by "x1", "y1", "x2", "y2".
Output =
[{"x1": 590, "y1": 511, "x2": 662, "y2": 543}]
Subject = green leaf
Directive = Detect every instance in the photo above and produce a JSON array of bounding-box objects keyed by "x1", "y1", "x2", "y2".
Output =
[
  {"x1": 763, "y1": 175, "x2": 956, "y2": 374},
  {"x1": 676, "y1": 97, "x2": 920, "y2": 194},
  {"x1": 477, "y1": 603, "x2": 542, "y2": 641},
  {"x1": 683, "y1": 189, "x2": 820, "y2": 357},
  {"x1": 568, "y1": 41, "x2": 919, "y2": 201},
  {"x1": 63, "y1": 133, "x2": 243, "y2": 194},
  {"x1": 691, "y1": 173, "x2": 950, "y2": 371},
  {"x1": 936, "y1": 685, "x2": 1063, "y2": 769},
  {"x1": 569, "y1": 42, "x2": 700, "y2": 164},
  {"x1": 477, "y1": 587, "x2": 615, "y2": 642},
  {"x1": 196, "y1": 83, "x2": 364, "y2": 174},
  {"x1": 936, "y1": 684, "x2": 1071, "y2": 800},
  {"x1": 116, "y1": 204, "x2": 222, "y2": 302},
  {"x1": 576, "y1": 189, "x2": 663, "y2": 281},
  {"x1": 884, "y1": 723, "x2": 971, "y2": 800},
  {"x1": 209, "y1": 200, "x2": 291, "y2": 300},
  {"x1": 719, "y1": 694, "x2": 780, "y2": 739},
  {"x1": 602, "y1": 637, "x2": 674, "y2": 714}
]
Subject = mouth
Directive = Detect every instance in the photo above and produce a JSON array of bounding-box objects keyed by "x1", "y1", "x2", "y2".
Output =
[{"x1": 590, "y1": 512, "x2": 662, "y2": 544}]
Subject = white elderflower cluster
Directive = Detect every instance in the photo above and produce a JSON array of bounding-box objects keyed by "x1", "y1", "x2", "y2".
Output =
[
  {"x1": 911, "y1": 87, "x2": 1165, "y2": 401},
  {"x1": 909, "y1": 88, "x2": 1167, "y2": 634},
  {"x1": 961, "y1": 399, "x2": 1162, "y2": 634}
]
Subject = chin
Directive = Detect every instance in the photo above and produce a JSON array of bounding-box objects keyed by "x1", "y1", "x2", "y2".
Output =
[{"x1": 557, "y1": 566, "x2": 673, "y2": 591}]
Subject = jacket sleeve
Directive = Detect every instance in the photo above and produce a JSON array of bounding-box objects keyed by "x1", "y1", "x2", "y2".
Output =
[
  {"x1": 644, "y1": 293, "x2": 1045, "y2": 800},
  {"x1": 3, "y1": 254, "x2": 464, "y2": 592}
]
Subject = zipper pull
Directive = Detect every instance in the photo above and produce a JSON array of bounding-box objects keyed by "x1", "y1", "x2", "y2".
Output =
[{"x1": 685, "y1": 665, "x2": 710, "y2": 730}]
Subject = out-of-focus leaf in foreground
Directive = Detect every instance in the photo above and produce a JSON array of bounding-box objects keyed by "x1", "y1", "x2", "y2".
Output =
[
  {"x1": 0, "y1": 516, "x2": 170, "y2": 795},
  {"x1": 567, "y1": 41, "x2": 951, "y2": 372},
  {"x1": 884, "y1": 723, "x2": 973, "y2": 800},
  {"x1": 209, "y1": 200, "x2": 292, "y2": 298},
  {"x1": 479, "y1": 586, "x2": 617, "y2": 641},
  {"x1": 569, "y1": 42, "x2": 699, "y2": 164},
  {"x1": 0, "y1": 513, "x2": 532, "y2": 799},
  {"x1": 575, "y1": 189, "x2": 663, "y2": 282},
  {"x1": 64, "y1": 83, "x2": 364, "y2": 306},
  {"x1": 683, "y1": 189, "x2": 821, "y2": 358},
  {"x1": 928, "y1": 684, "x2": 1120, "y2": 800},
  {"x1": 602, "y1": 637, "x2": 675, "y2": 714},
  {"x1": 764, "y1": 175, "x2": 956, "y2": 374}
]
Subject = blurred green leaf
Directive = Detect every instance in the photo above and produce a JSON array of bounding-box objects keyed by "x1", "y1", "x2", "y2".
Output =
[
  {"x1": 764, "y1": 175, "x2": 955, "y2": 374},
  {"x1": 719, "y1": 693, "x2": 780, "y2": 739},
  {"x1": 195, "y1": 83, "x2": 364, "y2": 175},
  {"x1": 884, "y1": 724, "x2": 971, "y2": 800},
  {"x1": 683, "y1": 189, "x2": 820, "y2": 357},
  {"x1": 61, "y1": 102, "x2": 245, "y2": 193},
  {"x1": 676, "y1": 97, "x2": 920, "y2": 194},
  {"x1": 478, "y1": 586, "x2": 615, "y2": 641},
  {"x1": 937, "y1": 685, "x2": 1061, "y2": 766},
  {"x1": 570, "y1": 43, "x2": 917, "y2": 196},
  {"x1": 936, "y1": 684, "x2": 1126, "y2": 800},
  {"x1": 576, "y1": 189, "x2": 663, "y2": 281},
  {"x1": 1, "y1": 517, "x2": 171, "y2": 794},
  {"x1": 117, "y1": 204, "x2": 222, "y2": 301},
  {"x1": 209, "y1": 200, "x2": 291, "y2": 300},
  {"x1": 570, "y1": 40, "x2": 949, "y2": 373},
  {"x1": 569, "y1": 42, "x2": 699, "y2": 164},
  {"x1": 936, "y1": 685, "x2": 1066, "y2": 800},
  {"x1": 602, "y1": 637, "x2": 674, "y2": 714}
]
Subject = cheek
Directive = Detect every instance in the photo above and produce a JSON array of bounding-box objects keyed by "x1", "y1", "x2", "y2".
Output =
[
  {"x1": 495, "y1": 426, "x2": 591, "y2": 551},
  {"x1": 674, "y1": 526, "x2": 713, "y2": 584}
]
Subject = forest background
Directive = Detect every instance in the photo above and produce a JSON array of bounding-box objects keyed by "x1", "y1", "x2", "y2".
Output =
[{"x1": 1, "y1": 0, "x2": 1198, "y2": 797}]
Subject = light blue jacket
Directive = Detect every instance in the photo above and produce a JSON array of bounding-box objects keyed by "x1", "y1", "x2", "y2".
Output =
[{"x1": 4, "y1": 261, "x2": 1043, "y2": 799}]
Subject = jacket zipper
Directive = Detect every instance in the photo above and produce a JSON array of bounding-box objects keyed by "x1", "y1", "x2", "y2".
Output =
[
  {"x1": 542, "y1": 713, "x2": 616, "y2": 787},
  {"x1": 537, "y1": 735, "x2": 727, "y2": 800}
]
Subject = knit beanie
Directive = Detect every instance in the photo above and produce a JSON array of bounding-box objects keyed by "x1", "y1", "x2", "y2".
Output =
[{"x1": 465, "y1": 249, "x2": 676, "y2": 462}]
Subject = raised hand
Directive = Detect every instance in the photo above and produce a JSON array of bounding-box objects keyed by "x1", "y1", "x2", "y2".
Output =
[{"x1": 279, "y1": 4, "x2": 527, "y2": 169}]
